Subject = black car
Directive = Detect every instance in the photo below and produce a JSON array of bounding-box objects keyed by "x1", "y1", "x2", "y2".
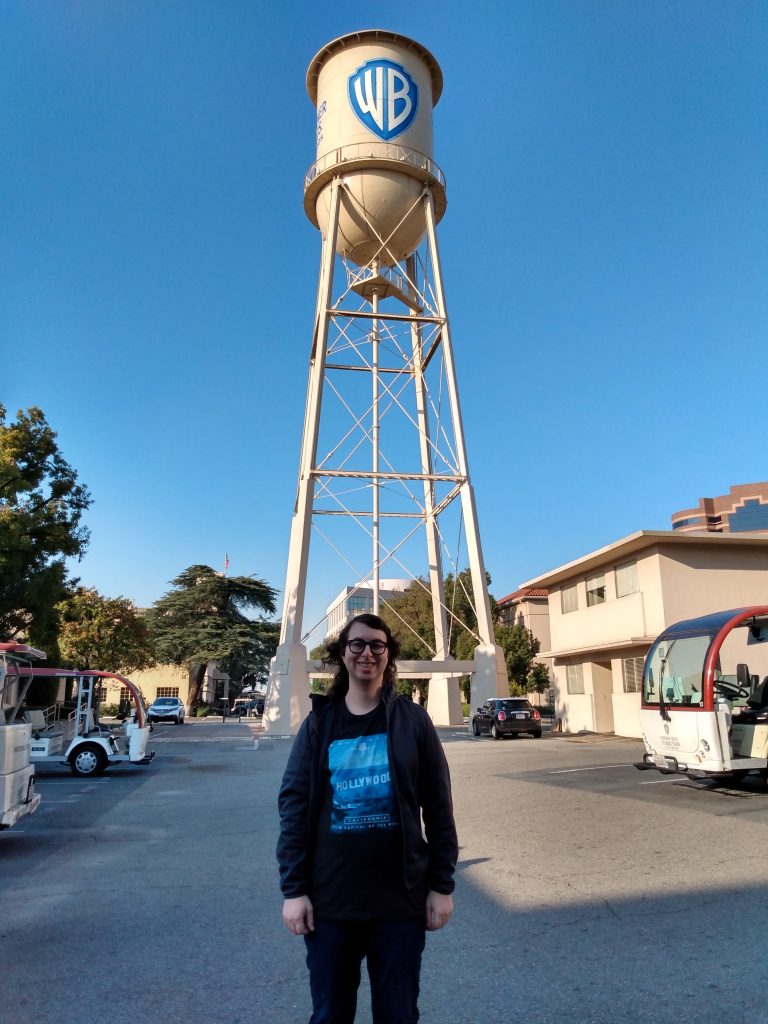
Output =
[{"x1": 472, "y1": 698, "x2": 542, "y2": 739}]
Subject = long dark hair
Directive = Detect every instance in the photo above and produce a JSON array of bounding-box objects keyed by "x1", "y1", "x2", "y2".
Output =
[{"x1": 324, "y1": 613, "x2": 400, "y2": 702}]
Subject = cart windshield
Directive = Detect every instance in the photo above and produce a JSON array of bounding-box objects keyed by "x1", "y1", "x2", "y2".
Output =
[
  {"x1": 643, "y1": 614, "x2": 768, "y2": 709},
  {"x1": 643, "y1": 634, "x2": 712, "y2": 707}
]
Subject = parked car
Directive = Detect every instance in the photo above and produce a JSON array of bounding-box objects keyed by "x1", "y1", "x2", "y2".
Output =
[
  {"x1": 472, "y1": 698, "x2": 541, "y2": 739},
  {"x1": 230, "y1": 697, "x2": 266, "y2": 717},
  {"x1": 231, "y1": 698, "x2": 257, "y2": 717},
  {"x1": 148, "y1": 696, "x2": 185, "y2": 725}
]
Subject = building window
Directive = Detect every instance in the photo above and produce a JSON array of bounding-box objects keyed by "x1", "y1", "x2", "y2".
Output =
[
  {"x1": 585, "y1": 573, "x2": 606, "y2": 607},
  {"x1": 672, "y1": 516, "x2": 703, "y2": 530},
  {"x1": 615, "y1": 561, "x2": 638, "y2": 598},
  {"x1": 621, "y1": 656, "x2": 644, "y2": 693},
  {"x1": 566, "y1": 664, "x2": 584, "y2": 694},
  {"x1": 729, "y1": 498, "x2": 768, "y2": 532},
  {"x1": 498, "y1": 605, "x2": 514, "y2": 626},
  {"x1": 561, "y1": 584, "x2": 578, "y2": 614},
  {"x1": 156, "y1": 687, "x2": 180, "y2": 698}
]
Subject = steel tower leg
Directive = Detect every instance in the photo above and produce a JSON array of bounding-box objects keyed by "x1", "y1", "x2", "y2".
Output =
[
  {"x1": 422, "y1": 191, "x2": 509, "y2": 714},
  {"x1": 407, "y1": 257, "x2": 463, "y2": 725},
  {"x1": 263, "y1": 179, "x2": 342, "y2": 735}
]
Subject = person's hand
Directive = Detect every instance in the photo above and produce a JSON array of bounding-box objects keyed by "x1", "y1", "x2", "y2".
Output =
[
  {"x1": 425, "y1": 890, "x2": 453, "y2": 931},
  {"x1": 282, "y1": 895, "x2": 315, "y2": 936}
]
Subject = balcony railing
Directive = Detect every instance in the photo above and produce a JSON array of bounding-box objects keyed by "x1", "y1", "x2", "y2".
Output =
[{"x1": 305, "y1": 143, "x2": 445, "y2": 193}]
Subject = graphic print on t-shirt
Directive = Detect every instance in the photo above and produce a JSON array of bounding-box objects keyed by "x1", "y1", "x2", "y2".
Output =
[{"x1": 328, "y1": 733, "x2": 397, "y2": 833}]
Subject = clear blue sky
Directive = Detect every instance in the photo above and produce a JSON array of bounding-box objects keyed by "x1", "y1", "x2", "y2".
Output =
[{"x1": 3, "y1": 1, "x2": 766, "y2": 637}]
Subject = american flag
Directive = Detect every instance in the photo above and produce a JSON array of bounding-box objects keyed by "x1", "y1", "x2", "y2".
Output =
[{"x1": 224, "y1": 553, "x2": 230, "y2": 573}]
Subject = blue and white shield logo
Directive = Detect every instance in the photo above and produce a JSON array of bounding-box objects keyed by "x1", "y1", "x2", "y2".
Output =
[{"x1": 348, "y1": 59, "x2": 419, "y2": 141}]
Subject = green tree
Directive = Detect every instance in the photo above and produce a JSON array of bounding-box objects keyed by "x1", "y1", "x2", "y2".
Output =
[
  {"x1": 380, "y1": 579, "x2": 433, "y2": 660},
  {"x1": 219, "y1": 623, "x2": 280, "y2": 688},
  {"x1": 380, "y1": 571, "x2": 497, "y2": 660},
  {"x1": 444, "y1": 569, "x2": 499, "y2": 661},
  {"x1": 527, "y1": 661, "x2": 551, "y2": 697},
  {"x1": 0, "y1": 405, "x2": 91, "y2": 651},
  {"x1": 307, "y1": 641, "x2": 329, "y2": 693},
  {"x1": 57, "y1": 586, "x2": 155, "y2": 673},
  {"x1": 145, "y1": 565, "x2": 278, "y2": 706},
  {"x1": 494, "y1": 622, "x2": 541, "y2": 696},
  {"x1": 378, "y1": 579, "x2": 431, "y2": 699},
  {"x1": 380, "y1": 571, "x2": 498, "y2": 700}
]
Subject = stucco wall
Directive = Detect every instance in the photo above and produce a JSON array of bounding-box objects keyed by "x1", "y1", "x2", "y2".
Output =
[
  {"x1": 119, "y1": 664, "x2": 192, "y2": 707},
  {"x1": 524, "y1": 599, "x2": 551, "y2": 652},
  {"x1": 658, "y1": 546, "x2": 768, "y2": 624},
  {"x1": 553, "y1": 666, "x2": 594, "y2": 732},
  {"x1": 611, "y1": 692, "x2": 643, "y2": 738}
]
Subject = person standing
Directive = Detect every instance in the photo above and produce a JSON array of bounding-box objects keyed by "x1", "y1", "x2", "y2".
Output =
[{"x1": 277, "y1": 613, "x2": 458, "y2": 1024}]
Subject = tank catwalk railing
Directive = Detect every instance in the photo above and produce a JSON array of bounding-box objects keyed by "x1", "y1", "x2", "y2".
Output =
[{"x1": 304, "y1": 142, "x2": 445, "y2": 192}]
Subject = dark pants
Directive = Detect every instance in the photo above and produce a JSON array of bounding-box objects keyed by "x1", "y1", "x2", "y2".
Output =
[{"x1": 304, "y1": 918, "x2": 426, "y2": 1024}]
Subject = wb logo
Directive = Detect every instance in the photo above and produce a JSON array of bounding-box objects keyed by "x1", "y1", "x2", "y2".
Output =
[{"x1": 348, "y1": 59, "x2": 418, "y2": 141}]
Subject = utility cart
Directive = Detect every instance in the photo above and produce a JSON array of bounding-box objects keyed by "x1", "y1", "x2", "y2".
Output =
[
  {"x1": 3, "y1": 654, "x2": 155, "y2": 778},
  {"x1": 0, "y1": 643, "x2": 44, "y2": 829},
  {"x1": 636, "y1": 606, "x2": 768, "y2": 783}
]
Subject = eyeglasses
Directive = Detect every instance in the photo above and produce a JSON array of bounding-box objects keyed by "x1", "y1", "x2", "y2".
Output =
[{"x1": 346, "y1": 638, "x2": 389, "y2": 655}]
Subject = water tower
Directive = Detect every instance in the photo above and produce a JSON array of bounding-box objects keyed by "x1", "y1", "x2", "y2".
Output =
[{"x1": 264, "y1": 30, "x2": 508, "y2": 734}]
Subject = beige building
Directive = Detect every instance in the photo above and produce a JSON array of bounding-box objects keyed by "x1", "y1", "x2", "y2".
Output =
[
  {"x1": 521, "y1": 531, "x2": 768, "y2": 738},
  {"x1": 98, "y1": 663, "x2": 229, "y2": 711}
]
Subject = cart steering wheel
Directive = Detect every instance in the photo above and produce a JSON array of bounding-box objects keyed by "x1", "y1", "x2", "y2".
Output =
[{"x1": 714, "y1": 680, "x2": 750, "y2": 700}]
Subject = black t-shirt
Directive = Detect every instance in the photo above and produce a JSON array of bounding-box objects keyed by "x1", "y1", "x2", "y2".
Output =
[{"x1": 309, "y1": 700, "x2": 427, "y2": 921}]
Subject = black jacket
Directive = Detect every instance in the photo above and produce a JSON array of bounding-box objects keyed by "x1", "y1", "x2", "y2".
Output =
[{"x1": 277, "y1": 686, "x2": 458, "y2": 902}]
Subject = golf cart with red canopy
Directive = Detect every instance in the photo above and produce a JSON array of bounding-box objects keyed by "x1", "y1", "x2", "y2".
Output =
[{"x1": 636, "y1": 606, "x2": 768, "y2": 782}]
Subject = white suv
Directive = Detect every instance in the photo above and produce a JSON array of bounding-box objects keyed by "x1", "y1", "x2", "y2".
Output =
[{"x1": 148, "y1": 696, "x2": 185, "y2": 725}]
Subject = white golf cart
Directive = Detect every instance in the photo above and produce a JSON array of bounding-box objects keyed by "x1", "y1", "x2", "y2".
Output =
[
  {"x1": 4, "y1": 656, "x2": 155, "y2": 778},
  {"x1": 636, "y1": 606, "x2": 768, "y2": 783},
  {"x1": 0, "y1": 643, "x2": 43, "y2": 829}
]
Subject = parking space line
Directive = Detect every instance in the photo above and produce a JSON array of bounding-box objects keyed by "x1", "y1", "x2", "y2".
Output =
[{"x1": 548, "y1": 764, "x2": 634, "y2": 774}]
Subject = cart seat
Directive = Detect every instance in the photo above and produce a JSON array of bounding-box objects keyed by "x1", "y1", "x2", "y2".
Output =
[
  {"x1": 746, "y1": 677, "x2": 768, "y2": 711},
  {"x1": 24, "y1": 709, "x2": 63, "y2": 738},
  {"x1": 24, "y1": 709, "x2": 47, "y2": 733},
  {"x1": 735, "y1": 678, "x2": 768, "y2": 724}
]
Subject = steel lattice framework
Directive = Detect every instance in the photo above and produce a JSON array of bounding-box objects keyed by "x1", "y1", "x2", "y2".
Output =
[{"x1": 264, "y1": 179, "x2": 507, "y2": 734}]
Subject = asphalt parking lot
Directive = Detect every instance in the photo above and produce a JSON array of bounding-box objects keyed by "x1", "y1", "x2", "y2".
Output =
[{"x1": 4, "y1": 719, "x2": 768, "y2": 1024}]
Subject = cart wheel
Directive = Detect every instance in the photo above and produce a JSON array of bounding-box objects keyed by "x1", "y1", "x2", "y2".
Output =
[{"x1": 70, "y1": 743, "x2": 107, "y2": 778}]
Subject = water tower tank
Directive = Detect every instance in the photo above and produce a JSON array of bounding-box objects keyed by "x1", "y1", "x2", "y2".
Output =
[{"x1": 305, "y1": 30, "x2": 446, "y2": 267}]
